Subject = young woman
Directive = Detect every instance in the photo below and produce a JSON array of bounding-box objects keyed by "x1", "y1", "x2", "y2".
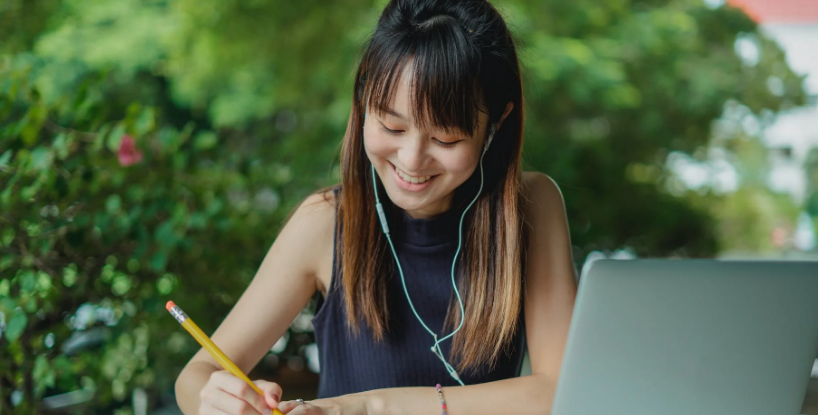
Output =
[{"x1": 175, "y1": 1, "x2": 577, "y2": 414}]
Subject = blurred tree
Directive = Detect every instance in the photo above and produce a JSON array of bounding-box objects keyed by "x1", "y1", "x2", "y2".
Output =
[
  {"x1": 0, "y1": 55, "x2": 306, "y2": 411},
  {"x1": 508, "y1": 0, "x2": 805, "y2": 257},
  {"x1": 0, "y1": 0, "x2": 808, "y2": 412},
  {"x1": 0, "y1": 0, "x2": 61, "y2": 55},
  {"x1": 703, "y1": 135, "x2": 800, "y2": 253},
  {"x1": 805, "y1": 148, "x2": 818, "y2": 217}
]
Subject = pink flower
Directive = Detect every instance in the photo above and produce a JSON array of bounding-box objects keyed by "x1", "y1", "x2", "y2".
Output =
[{"x1": 117, "y1": 135, "x2": 143, "y2": 167}]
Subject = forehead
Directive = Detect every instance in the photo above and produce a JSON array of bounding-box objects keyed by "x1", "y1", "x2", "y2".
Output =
[
  {"x1": 365, "y1": 57, "x2": 485, "y2": 136},
  {"x1": 387, "y1": 65, "x2": 416, "y2": 110}
]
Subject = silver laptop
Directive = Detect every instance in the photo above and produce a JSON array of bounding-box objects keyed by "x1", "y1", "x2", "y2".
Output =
[{"x1": 551, "y1": 259, "x2": 818, "y2": 415}]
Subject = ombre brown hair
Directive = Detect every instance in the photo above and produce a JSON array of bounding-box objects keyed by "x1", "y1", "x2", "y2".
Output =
[{"x1": 336, "y1": 0, "x2": 525, "y2": 373}]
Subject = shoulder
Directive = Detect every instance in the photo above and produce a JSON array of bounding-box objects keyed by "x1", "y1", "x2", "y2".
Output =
[
  {"x1": 286, "y1": 186, "x2": 337, "y2": 228},
  {"x1": 522, "y1": 171, "x2": 561, "y2": 196},
  {"x1": 285, "y1": 186, "x2": 337, "y2": 242},
  {"x1": 521, "y1": 171, "x2": 566, "y2": 224},
  {"x1": 292, "y1": 186, "x2": 337, "y2": 219}
]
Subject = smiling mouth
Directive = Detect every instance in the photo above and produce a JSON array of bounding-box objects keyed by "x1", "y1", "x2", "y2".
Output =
[{"x1": 390, "y1": 162, "x2": 438, "y2": 184}]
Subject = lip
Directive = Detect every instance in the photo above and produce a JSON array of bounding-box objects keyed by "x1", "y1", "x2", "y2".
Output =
[{"x1": 389, "y1": 162, "x2": 438, "y2": 192}]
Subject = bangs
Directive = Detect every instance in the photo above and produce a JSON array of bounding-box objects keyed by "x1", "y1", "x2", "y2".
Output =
[{"x1": 363, "y1": 15, "x2": 483, "y2": 137}]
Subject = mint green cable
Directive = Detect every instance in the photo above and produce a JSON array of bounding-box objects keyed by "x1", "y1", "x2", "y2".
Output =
[{"x1": 370, "y1": 132, "x2": 491, "y2": 386}]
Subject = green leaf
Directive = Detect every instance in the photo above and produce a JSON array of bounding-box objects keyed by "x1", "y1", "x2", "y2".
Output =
[
  {"x1": 1, "y1": 228, "x2": 15, "y2": 246},
  {"x1": 21, "y1": 104, "x2": 46, "y2": 146},
  {"x1": 19, "y1": 270, "x2": 36, "y2": 293},
  {"x1": 193, "y1": 131, "x2": 218, "y2": 151},
  {"x1": 126, "y1": 258, "x2": 140, "y2": 273},
  {"x1": 112, "y1": 272, "x2": 132, "y2": 296},
  {"x1": 28, "y1": 147, "x2": 54, "y2": 172},
  {"x1": 0, "y1": 297, "x2": 15, "y2": 313},
  {"x1": 54, "y1": 355, "x2": 73, "y2": 375},
  {"x1": 106, "y1": 194, "x2": 122, "y2": 213},
  {"x1": 33, "y1": 355, "x2": 56, "y2": 395},
  {"x1": 24, "y1": 296, "x2": 37, "y2": 313},
  {"x1": 188, "y1": 212, "x2": 208, "y2": 229},
  {"x1": 156, "y1": 273, "x2": 176, "y2": 295},
  {"x1": 154, "y1": 220, "x2": 177, "y2": 248},
  {"x1": 5, "y1": 310, "x2": 28, "y2": 342},
  {"x1": 106, "y1": 123, "x2": 126, "y2": 153},
  {"x1": 806, "y1": 191, "x2": 818, "y2": 217},
  {"x1": 0, "y1": 175, "x2": 17, "y2": 206},
  {"x1": 53, "y1": 133, "x2": 71, "y2": 159},
  {"x1": 0, "y1": 279, "x2": 9, "y2": 296},
  {"x1": 36, "y1": 271, "x2": 52, "y2": 292},
  {"x1": 26, "y1": 223, "x2": 40, "y2": 237},
  {"x1": 20, "y1": 181, "x2": 43, "y2": 200},
  {"x1": 149, "y1": 251, "x2": 167, "y2": 272},
  {"x1": 63, "y1": 265, "x2": 77, "y2": 287},
  {"x1": 206, "y1": 199, "x2": 224, "y2": 216},
  {"x1": 134, "y1": 107, "x2": 156, "y2": 136},
  {"x1": 0, "y1": 150, "x2": 12, "y2": 169},
  {"x1": 0, "y1": 255, "x2": 14, "y2": 271},
  {"x1": 101, "y1": 264, "x2": 115, "y2": 283}
]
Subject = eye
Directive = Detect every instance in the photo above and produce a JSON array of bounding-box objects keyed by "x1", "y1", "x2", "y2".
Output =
[
  {"x1": 433, "y1": 139, "x2": 460, "y2": 148},
  {"x1": 379, "y1": 122, "x2": 403, "y2": 135}
]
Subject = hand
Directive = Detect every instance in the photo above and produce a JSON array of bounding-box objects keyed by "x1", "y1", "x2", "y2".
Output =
[
  {"x1": 277, "y1": 395, "x2": 368, "y2": 415},
  {"x1": 199, "y1": 370, "x2": 282, "y2": 415}
]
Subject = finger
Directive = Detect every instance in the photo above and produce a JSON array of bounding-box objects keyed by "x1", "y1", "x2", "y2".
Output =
[
  {"x1": 208, "y1": 392, "x2": 265, "y2": 415},
  {"x1": 210, "y1": 371, "x2": 269, "y2": 414},
  {"x1": 285, "y1": 406, "x2": 309, "y2": 415},
  {"x1": 276, "y1": 400, "x2": 305, "y2": 414},
  {"x1": 254, "y1": 380, "x2": 283, "y2": 408},
  {"x1": 199, "y1": 405, "x2": 232, "y2": 415},
  {"x1": 292, "y1": 402, "x2": 324, "y2": 415}
]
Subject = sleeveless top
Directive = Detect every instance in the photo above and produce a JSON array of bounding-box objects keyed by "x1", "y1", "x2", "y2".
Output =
[{"x1": 311, "y1": 186, "x2": 527, "y2": 398}]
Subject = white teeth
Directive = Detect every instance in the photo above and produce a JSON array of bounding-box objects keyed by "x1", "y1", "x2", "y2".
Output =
[{"x1": 395, "y1": 166, "x2": 431, "y2": 184}]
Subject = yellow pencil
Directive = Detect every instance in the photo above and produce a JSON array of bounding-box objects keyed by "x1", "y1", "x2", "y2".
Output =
[{"x1": 167, "y1": 301, "x2": 285, "y2": 415}]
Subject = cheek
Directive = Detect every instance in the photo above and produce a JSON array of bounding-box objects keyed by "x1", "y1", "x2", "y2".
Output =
[
  {"x1": 439, "y1": 150, "x2": 479, "y2": 177},
  {"x1": 363, "y1": 127, "x2": 394, "y2": 159}
]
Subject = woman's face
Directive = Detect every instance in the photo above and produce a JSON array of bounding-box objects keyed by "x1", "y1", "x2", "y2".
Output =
[{"x1": 364, "y1": 65, "x2": 490, "y2": 219}]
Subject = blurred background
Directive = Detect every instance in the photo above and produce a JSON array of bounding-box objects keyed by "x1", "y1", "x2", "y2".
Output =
[{"x1": 1, "y1": 0, "x2": 817, "y2": 413}]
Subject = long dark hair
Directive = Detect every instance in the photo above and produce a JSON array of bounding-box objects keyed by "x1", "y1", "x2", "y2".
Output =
[{"x1": 337, "y1": 0, "x2": 525, "y2": 373}]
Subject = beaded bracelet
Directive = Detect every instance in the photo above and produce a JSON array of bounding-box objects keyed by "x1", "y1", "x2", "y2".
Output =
[{"x1": 435, "y1": 384, "x2": 447, "y2": 415}]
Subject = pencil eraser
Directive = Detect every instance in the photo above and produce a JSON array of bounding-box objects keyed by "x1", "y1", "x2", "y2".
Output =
[{"x1": 166, "y1": 301, "x2": 176, "y2": 311}]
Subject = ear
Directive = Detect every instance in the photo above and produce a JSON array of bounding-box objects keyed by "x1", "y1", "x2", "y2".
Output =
[{"x1": 496, "y1": 102, "x2": 514, "y2": 131}]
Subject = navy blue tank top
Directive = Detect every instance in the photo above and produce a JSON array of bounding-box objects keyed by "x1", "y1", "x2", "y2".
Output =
[{"x1": 311, "y1": 186, "x2": 526, "y2": 398}]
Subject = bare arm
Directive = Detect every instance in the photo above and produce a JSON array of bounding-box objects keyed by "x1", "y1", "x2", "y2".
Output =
[
  {"x1": 279, "y1": 173, "x2": 577, "y2": 415},
  {"x1": 175, "y1": 191, "x2": 336, "y2": 414}
]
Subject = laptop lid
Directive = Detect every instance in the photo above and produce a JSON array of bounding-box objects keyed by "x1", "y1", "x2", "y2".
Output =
[{"x1": 551, "y1": 259, "x2": 818, "y2": 415}]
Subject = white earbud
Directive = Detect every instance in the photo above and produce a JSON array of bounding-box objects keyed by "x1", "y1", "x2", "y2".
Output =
[{"x1": 482, "y1": 125, "x2": 496, "y2": 155}]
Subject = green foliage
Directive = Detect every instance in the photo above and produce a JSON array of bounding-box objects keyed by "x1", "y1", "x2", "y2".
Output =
[
  {"x1": 510, "y1": 0, "x2": 805, "y2": 256},
  {"x1": 0, "y1": 55, "x2": 300, "y2": 411},
  {"x1": 0, "y1": 0, "x2": 809, "y2": 412},
  {"x1": 707, "y1": 186, "x2": 800, "y2": 253},
  {"x1": 806, "y1": 148, "x2": 818, "y2": 217}
]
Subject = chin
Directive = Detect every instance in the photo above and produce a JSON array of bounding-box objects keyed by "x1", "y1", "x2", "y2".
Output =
[
  {"x1": 384, "y1": 183, "x2": 457, "y2": 218},
  {"x1": 383, "y1": 188, "x2": 425, "y2": 210}
]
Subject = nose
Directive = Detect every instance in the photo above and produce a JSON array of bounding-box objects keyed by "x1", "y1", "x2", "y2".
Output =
[{"x1": 396, "y1": 134, "x2": 428, "y2": 173}]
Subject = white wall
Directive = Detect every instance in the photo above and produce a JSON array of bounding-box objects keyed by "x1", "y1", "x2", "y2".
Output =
[{"x1": 760, "y1": 23, "x2": 818, "y2": 203}]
